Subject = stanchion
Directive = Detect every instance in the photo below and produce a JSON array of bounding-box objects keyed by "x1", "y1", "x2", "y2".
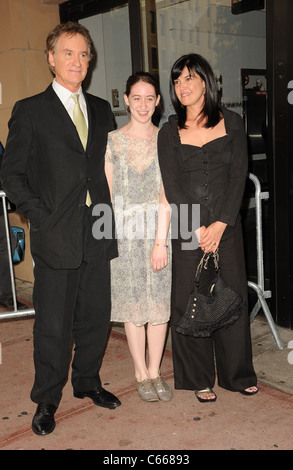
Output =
[
  {"x1": 247, "y1": 174, "x2": 283, "y2": 349},
  {"x1": 0, "y1": 190, "x2": 35, "y2": 320}
]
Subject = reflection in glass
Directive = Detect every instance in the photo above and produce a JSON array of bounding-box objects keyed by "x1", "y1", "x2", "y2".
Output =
[{"x1": 145, "y1": 0, "x2": 266, "y2": 120}]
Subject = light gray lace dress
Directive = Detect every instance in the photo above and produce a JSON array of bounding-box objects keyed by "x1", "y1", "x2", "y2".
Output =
[{"x1": 105, "y1": 129, "x2": 171, "y2": 326}]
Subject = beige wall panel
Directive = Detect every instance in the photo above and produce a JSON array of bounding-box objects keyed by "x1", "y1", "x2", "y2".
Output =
[
  {"x1": 26, "y1": 0, "x2": 60, "y2": 50},
  {"x1": 25, "y1": 50, "x2": 53, "y2": 96},
  {"x1": 0, "y1": 50, "x2": 27, "y2": 108},
  {"x1": 0, "y1": 0, "x2": 27, "y2": 50}
]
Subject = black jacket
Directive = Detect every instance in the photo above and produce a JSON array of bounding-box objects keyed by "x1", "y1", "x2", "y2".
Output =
[
  {"x1": 158, "y1": 107, "x2": 248, "y2": 236},
  {"x1": 0, "y1": 84, "x2": 118, "y2": 268}
]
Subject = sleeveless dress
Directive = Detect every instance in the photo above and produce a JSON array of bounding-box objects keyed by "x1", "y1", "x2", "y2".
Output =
[{"x1": 105, "y1": 129, "x2": 171, "y2": 326}]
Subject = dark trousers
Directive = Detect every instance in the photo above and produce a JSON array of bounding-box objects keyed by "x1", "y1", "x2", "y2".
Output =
[
  {"x1": 171, "y1": 217, "x2": 257, "y2": 392},
  {"x1": 30, "y1": 208, "x2": 111, "y2": 408}
]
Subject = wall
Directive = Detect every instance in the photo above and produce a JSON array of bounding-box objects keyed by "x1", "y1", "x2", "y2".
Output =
[{"x1": 0, "y1": 0, "x2": 60, "y2": 282}]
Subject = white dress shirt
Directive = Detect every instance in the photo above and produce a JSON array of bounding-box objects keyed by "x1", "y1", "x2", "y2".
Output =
[{"x1": 52, "y1": 78, "x2": 88, "y2": 127}]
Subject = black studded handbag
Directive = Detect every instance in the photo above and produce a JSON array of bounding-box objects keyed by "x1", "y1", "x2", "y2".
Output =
[{"x1": 175, "y1": 250, "x2": 244, "y2": 338}]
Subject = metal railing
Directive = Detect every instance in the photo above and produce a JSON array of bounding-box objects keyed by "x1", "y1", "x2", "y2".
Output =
[
  {"x1": 247, "y1": 173, "x2": 283, "y2": 349},
  {"x1": 0, "y1": 177, "x2": 284, "y2": 348}
]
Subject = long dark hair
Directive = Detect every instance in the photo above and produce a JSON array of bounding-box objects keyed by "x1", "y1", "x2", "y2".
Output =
[{"x1": 169, "y1": 54, "x2": 221, "y2": 129}]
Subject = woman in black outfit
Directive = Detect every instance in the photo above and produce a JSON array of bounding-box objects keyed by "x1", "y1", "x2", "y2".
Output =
[{"x1": 158, "y1": 54, "x2": 258, "y2": 402}]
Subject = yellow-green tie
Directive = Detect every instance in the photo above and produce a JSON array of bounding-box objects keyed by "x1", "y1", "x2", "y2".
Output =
[
  {"x1": 71, "y1": 94, "x2": 92, "y2": 207},
  {"x1": 72, "y1": 93, "x2": 88, "y2": 149}
]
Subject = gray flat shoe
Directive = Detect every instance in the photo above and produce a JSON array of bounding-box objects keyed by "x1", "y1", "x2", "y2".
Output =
[
  {"x1": 136, "y1": 379, "x2": 159, "y2": 402},
  {"x1": 152, "y1": 376, "x2": 173, "y2": 402}
]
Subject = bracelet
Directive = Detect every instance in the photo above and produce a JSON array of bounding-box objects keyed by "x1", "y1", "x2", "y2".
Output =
[{"x1": 153, "y1": 242, "x2": 168, "y2": 247}]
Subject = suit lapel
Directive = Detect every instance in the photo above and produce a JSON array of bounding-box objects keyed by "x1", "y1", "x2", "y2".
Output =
[
  {"x1": 84, "y1": 92, "x2": 94, "y2": 149},
  {"x1": 44, "y1": 84, "x2": 87, "y2": 150}
]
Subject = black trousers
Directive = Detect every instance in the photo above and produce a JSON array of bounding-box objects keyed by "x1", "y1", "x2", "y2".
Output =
[
  {"x1": 30, "y1": 207, "x2": 111, "y2": 408},
  {"x1": 170, "y1": 217, "x2": 257, "y2": 392}
]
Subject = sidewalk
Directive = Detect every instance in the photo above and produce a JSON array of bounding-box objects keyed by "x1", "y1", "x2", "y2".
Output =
[{"x1": 0, "y1": 280, "x2": 292, "y2": 451}]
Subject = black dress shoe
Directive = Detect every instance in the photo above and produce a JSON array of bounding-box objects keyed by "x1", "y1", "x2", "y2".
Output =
[
  {"x1": 32, "y1": 403, "x2": 57, "y2": 436},
  {"x1": 74, "y1": 387, "x2": 121, "y2": 409}
]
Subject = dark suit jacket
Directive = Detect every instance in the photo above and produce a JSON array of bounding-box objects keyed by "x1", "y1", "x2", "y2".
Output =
[{"x1": 0, "y1": 84, "x2": 118, "y2": 269}]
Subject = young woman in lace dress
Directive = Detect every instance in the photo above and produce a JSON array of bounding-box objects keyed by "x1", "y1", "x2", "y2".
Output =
[{"x1": 105, "y1": 72, "x2": 172, "y2": 402}]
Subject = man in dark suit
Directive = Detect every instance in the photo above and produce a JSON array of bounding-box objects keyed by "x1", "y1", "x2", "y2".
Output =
[{"x1": 1, "y1": 22, "x2": 120, "y2": 436}]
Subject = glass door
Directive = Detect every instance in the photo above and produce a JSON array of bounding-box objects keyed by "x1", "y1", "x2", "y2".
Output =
[
  {"x1": 149, "y1": 0, "x2": 266, "y2": 121},
  {"x1": 59, "y1": 0, "x2": 143, "y2": 128},
  {"x1": 80, "y1": 6, "x2": 132, "y2": 128}
]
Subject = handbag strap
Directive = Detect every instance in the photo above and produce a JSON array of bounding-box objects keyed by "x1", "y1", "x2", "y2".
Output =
[{"x1": 194, "y1": 250, "x2": 219, "y2": 286}]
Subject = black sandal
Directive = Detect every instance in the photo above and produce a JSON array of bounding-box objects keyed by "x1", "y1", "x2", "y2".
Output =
[
  {"x1": 195, "y1": 387, "x2": 217, "y2": 403},
  {"x1": 240, "y1": 386, "x2": 259, "y2": 396}
]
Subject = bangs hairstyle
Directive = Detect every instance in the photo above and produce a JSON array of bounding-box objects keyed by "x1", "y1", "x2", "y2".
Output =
[
  {"x1": 169, "y1": 54, "x2": 221, "y2": 129},
  {"x1": 125, "y1": 71, "x2": 161, "y2": 123},
  {"x1": 125, "y1": 71, "x2": 160, "y2": 97}
]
